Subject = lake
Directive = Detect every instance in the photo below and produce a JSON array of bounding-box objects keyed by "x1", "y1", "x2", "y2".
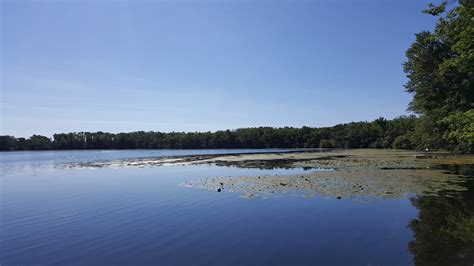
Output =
[{"x1": 1, "y1": 149, "x2": 473, "y2": 265}]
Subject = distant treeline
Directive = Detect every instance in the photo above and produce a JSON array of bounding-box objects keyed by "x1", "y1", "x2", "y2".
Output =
[
  {"x1": 1, "y1": 112, "x2": 472, "y2": 152},
  {"x1": 0, "y1": 116, "x2": 420, "y2": 151}
]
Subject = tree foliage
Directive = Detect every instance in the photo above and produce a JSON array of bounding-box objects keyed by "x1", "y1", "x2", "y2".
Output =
[
  {"x1": 404, "y1": 1, "x2": 473, "y2": 116},
  {"x1": 442, "y1": 109, "x2": 474, "y2": 153},
  {"x1": 402, "y1": 1, "x2": 474, "y2": 153}
]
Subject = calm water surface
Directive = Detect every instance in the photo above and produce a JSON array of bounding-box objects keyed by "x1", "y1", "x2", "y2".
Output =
[{"x1": 1, "y1": 150, "x2": 473, "y2": 265}]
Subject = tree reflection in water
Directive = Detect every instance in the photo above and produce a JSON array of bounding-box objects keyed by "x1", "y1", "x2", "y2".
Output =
[{"x1": 409, "y1": 165, "x2": 474, "y2": 265}]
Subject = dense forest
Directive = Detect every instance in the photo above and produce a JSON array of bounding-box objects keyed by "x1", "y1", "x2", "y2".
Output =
[
  {"x1": 1, "y1": 1, "x2": 472, "y2": 153},
  {"x1": 0, "y1": 116, "x2": 419, "y2": 151}
]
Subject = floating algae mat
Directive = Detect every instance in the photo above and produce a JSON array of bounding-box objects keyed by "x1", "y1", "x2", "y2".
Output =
[
  {"x1": 179, "y1": 149, "x2": 473, "y2": 200},
  {"x1": 183, "y1": 166, "x2": 470, "y2": 199}
]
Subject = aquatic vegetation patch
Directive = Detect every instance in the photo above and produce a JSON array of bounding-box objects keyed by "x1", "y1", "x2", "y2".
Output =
[{"x1": 184, "y1": 167, "x2": 469, "y2": 200}]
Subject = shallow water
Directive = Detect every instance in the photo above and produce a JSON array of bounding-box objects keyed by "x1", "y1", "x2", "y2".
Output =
[
  {"x1": 1, "y1": 150, "x2": 473, "y2": 265},
  {"x1": 0, "y1": 149, "x2": 296, "y2": 175}
]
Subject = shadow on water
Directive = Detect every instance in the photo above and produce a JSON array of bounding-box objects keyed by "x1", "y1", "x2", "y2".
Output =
[{"x1": 408, "y1": 164, "x2": 474, "y2": 266}]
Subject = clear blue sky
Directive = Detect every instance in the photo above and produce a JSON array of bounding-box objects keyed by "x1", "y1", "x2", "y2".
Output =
[{"x1": 1, "y1": 0, "x2": 439, "y2": 137}]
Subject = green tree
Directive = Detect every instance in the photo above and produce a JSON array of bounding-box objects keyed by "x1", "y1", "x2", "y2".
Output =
[
  {"x1": 26, "y1": 135, "x2": 52, "y2": 150},
  {"x1": 0, "y1": 136, "x2": 17, "y2": 150},
  {"x1": 442, "y1": 109, "x2": 474, "y2": 153},
  {"x1": 404, "y1": 1, "x2": 473, "y2": 116},
  {"x1": 403, "y1": 1, "x2": 474, "y2": 151}
]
